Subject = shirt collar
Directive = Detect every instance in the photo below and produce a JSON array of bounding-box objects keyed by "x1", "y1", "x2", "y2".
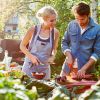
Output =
[{"x1": 88, "y1": 17, "x2": 96, "y2": 27}]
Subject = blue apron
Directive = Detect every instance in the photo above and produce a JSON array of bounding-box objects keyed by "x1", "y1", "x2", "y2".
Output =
[{"x1": 22, "y1": 25, "x2": 53, "y2": 79}]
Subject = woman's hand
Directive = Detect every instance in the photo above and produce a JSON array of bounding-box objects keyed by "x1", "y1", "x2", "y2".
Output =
[
  {"x1": 48, "y1": 55, "x2": 55, "y2": 64},
  {"x1": 29, "y1": 54, "x2": 40, "y2": 66}
]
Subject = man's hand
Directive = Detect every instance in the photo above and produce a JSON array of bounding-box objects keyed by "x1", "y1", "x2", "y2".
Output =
[
  {"x1": 77, "y1": 67, "x2": 86, "y2": 78},
  {"x1": 77, "y1": 58, "x2": 95, "y2": 78},
  {"x1": 65, "y1": 51, "x2": 74, "y2": 68}
]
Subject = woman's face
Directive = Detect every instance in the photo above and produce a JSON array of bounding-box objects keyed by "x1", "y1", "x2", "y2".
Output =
[{"x1": 44, "y1": 14, "x2": 57, "y2": 28}]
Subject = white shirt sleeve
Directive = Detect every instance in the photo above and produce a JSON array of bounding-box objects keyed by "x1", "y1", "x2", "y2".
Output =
[
  {"x1": 90, "y1": 56, "x2": 97, "y2": 62},
  {"x1": 64, "y1": 49, "x2": 71, "y2": 55}
]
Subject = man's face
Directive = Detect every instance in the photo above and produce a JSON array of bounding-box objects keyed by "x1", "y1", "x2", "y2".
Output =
[{"x1": 74, "y1": 13, "x2": 89, "y2": 27}]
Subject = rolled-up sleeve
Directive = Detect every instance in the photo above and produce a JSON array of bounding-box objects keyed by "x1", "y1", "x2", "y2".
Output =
[
  {"x1": 91, "y1": 30, "x2": 100, "y2": 61},
  {"x1": 61, "y1": 24, "x2": 71, "y2": 54}
]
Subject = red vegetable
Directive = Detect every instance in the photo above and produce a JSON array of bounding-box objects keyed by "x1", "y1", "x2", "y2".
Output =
[
  {"x1": 68, "y1": 63, "x2": 73, "y2": 68},
  {"x1": 55, "y1": 76, "x2": 70, "y2": 85},
  {"x1": 72, "y1": 74, "x2": 93, "y2": 80},
  {"x1": 66, "y1": 81, "x2": 96, "y2": 88},
  {"x1": 31, "y1": 72, "x2": 45, "y2": 80},
  {"x1": 75, "y1": 86, "x2": 91, "y2": 94}
]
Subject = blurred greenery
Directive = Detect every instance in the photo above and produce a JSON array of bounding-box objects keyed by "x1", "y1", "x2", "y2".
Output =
[
  {"x1": 79, "y1": 80, "x2": 100, "y2": 100},
  {"x1": 0, "y1": 77, "x2": 38, "y2": 100}
]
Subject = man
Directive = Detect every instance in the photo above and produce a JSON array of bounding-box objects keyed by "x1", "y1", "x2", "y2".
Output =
[{"x1": 60, "y1": 2, "x2": 100, "y2": 78}]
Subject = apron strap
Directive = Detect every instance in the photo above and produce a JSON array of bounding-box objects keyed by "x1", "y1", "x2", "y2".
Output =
[
  {"x1": 51, "y1": 28, "x2": 54, "y2": 55},
  {"x1": 28, "y1": 25, "x2": 37, "y2": 51}
]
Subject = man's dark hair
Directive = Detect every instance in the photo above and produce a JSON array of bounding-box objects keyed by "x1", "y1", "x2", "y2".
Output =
[{"x1": 72, "y1": 2, "x2": 90, "y2": 16}]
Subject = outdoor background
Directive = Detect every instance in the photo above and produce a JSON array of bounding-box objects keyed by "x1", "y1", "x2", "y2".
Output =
[
  {"x1": 0, "y1": 0, "x2": 100, "y2": 77},
  {"x1": 0, "y1": 0, "x2": 100, "y2": 100}
]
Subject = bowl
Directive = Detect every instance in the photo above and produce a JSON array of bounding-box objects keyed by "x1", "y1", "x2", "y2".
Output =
[
  {"x1": 31, "y1": 72, "x2": 46, "y2": 80},
  {"x1": 10, "y1": 62, "x2": 17, "y2": 68}
]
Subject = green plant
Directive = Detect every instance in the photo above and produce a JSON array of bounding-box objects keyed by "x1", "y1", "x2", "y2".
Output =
[
  {"x1": 9, "y1": 70, "x2": 24, "y2": 79},
  {"x1": 0, "y1": 77, "x2": 38, "y2": 100},
  {"x1": 79, "y1": 80, "x2": 100, "y2": 100},
  {"x1": 93, "y1": 64, "x2": 100, "y2": 79}
]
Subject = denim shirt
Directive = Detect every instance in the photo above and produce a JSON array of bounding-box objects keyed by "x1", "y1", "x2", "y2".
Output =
[{"x1": 61, "y1": 17, "x2": 100, "y2": 70}]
